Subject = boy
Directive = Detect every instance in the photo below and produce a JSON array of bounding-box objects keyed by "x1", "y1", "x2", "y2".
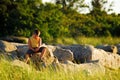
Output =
[{"x1": 25, "y1": 29, "x2": 46, "y2": 63}]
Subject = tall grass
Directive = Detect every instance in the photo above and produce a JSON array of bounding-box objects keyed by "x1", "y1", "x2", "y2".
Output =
[
  {"x1": 54, "y1": 36, "x2": 120, "y2": 46},
  {"x1": 0, "y1": 58, "x2": 120, "y2": 80}
]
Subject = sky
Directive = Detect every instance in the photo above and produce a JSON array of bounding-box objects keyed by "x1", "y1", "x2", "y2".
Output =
[
  {"x1": 107, "y1": 0, "x2": 120, "y2": 14},
  {"x1": 42, "y1": 0, "x2": 120, "y2": 14}
]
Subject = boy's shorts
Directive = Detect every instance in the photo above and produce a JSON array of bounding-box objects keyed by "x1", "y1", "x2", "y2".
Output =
[{"x1": 26, "y1": 47, "x2": 45, "y2": 56}]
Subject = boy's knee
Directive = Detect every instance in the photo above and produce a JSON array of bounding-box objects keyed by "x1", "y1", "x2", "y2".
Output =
[{"x1": 43, "y1": 47, "x2": 47, "y2": 51}]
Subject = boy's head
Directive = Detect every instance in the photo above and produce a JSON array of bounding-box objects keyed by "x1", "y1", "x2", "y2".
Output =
[{"x1": 33, "y1": 29, "x2": 40, "y2": 36}]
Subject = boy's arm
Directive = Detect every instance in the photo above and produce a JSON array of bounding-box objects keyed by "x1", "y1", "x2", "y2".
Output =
[
  {"x1": 28, "y1": 38, "x2": 34, "y2": 51},
  {"x1": 35, "y1": 37, "x2": 41, "y2": 52},
  {"x1": 38, "y1": 37, "x2": 42, "y2": 48}
]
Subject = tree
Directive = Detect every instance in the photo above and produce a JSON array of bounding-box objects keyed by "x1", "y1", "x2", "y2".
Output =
[
  {"x1": 90, "y1": 0, "x2": 113, "y2": 15},
  {"x1": 0, "y1": 0, "x2": 18, "y2": 36},
  {"x1": 55, "y1": 0, "x2": 87, "y2": 12}
]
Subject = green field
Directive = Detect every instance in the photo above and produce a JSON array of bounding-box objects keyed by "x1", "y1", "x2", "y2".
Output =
[
  {"x1": 0, "y1": 57, "x2": 120, "y2": 80},
  {"x1": 53, "y1": 36, "x2": 120, "y2": 46}
]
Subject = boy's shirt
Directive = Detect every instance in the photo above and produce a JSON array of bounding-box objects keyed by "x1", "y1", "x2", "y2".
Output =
[{"x1": 29, "y1": 36, "x2": 40, "y2": 48}]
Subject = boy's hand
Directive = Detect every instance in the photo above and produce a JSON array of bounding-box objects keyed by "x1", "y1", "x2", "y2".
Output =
[
  {"x1": 31, "y1": 48, "x2": 35, "y2": 52},
  {"x1": 35, "y1": 47, "x2": 39, "y2": 52}
]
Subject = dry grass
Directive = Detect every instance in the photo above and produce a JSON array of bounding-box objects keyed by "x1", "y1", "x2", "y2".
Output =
[{"x1": 0, "y1": 58, "x2": 120, "y2": 80}]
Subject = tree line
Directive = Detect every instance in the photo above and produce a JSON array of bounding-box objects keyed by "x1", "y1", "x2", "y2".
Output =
[{"x1": 0, "y1": 0, "x2": 120, "y2": 42}]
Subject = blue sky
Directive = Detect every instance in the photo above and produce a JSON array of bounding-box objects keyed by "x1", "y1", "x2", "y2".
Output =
[{"x1": 43, "y1": 0, "x2": 120, "y2": 14}]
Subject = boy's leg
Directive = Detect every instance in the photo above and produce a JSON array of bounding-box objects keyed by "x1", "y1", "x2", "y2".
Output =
[
  {"x1": 39, "y1": 47, "x2": 46, "y2": 59},
  {"x1": 25, "y1": 53, "x2": 30, "y2": 63},
  {"x1": 25, "y1": 49, "x2": 34, "y2": 63}
]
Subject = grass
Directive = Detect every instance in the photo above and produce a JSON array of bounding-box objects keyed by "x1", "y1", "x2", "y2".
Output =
[
  {"x1": 0, "y1": 58, "x2": 120, "y2": 80},
  {"x1": 53, "y1": 36, "x2": 120, "y2": 46},
  {"x1": 0, "y1": 36, "x2": 120, "y2": 80}
]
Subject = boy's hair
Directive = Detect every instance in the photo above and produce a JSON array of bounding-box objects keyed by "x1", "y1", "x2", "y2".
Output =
[{"x1": 33, "y1": 29, "x2": 40, "y2": 35}]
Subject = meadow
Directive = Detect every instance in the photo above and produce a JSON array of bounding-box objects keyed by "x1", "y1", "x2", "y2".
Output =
[
  {"x1": 0, "y1": 58, "x2": 120, "y2": 80},
  {"x1": 54, "y1": 36, "x2": 120, "y2": 46}
]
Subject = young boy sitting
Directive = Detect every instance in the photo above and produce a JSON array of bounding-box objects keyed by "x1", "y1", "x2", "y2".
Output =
[{"x1": 25, "y1": 29, "x2": 46, "y2": 63}]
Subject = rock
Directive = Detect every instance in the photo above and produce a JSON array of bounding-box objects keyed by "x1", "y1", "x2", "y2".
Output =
[
  {"x1": 116, "y1": 44, "x2": 120, "y2": 55},
  {"x1": 79, "y1": 62, "x2": 105, "y2": 75},
  {"x1": 17, "y1": 46, "x2": 28, "y2": 59},
  {"x1": 61, "y1": 44, "x2": 120, "y2": 69},
  {"x1": 1, "y1": 42, "x2": 28, "y2": 59},
  {"x1": 11, "y1": 60, "x2": 31, "y2": 71},
  {"x1": 0, "y1": 40, "x2": 17, "y2": 52},
  {"x1": 11, "y1": 42, "x2": 28, "y2": 59},
  {"x1": 41, "y1": 47, "x2": 55, "y2": 65},
  {"x1": 91, "y1": 47, "x2": 120, "y2": 69},
  {"x1": 61, "y1": 45, "x2": 93, "y2": 63},
  {"x1": 41, "y1": 44, "x2": 56, "y2": 57},
  {"x1": 10, "y1": 43, "x2": 74, "y2": 63},
  {"x1": 1, "y1": 41, "x2": 120, "y2": 70},
  {"x1": 60, "y1": 60, "x2": 105, "y2": 75},
  {"x1": 15, "y1": 43, "x2": 55, "y2": 59},
  {"x1": 0, "y1": 36, "x2": 28, "y2": 43},
  {"x1": 96, "y1": 45, "x2": 118, "y2": 54},
  {"x1": 53, "y1": 46, "x2": 74, "y2": 63},
  {"x1": 30, "y1": 47, "x2": 55, "y2": 70}
]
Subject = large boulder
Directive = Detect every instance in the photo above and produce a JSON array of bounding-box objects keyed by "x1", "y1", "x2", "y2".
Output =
[
  {"x1": 116, "y1": 44, "x2": 120, "y2": 55},
  {"x1": 41, "y1": 44, "x2": 55, "y2": 57},
  {"x1": 30, "y1": 47, "x2": 56, "y2": 70},
  {"x1": 11, "y1": 43, "x2": 74, "y2": 63},
  {"x1": 96, "y1": 45, "x2": 118, "y2": 54},
  {"x1": 12, "y1": 43, "x2": 28, "y2": 59},
  {"x1": 61, "y1": 44, "x2": 120, "y2": 69},
  {"x1": 78, "y1": 62, "x2": 105, "y2": 75},
  {"x1": 60, "y1": 60, "x2": 105, "y2": 75},
  {"x1": 61, "y1": 45, "x2": 92, "y2": 63},
  {"x1": 92, "y1": 48, "x2": 120, "y2": 69},
  {"x1": 0, "y1": 36, "x2": 28, "y2": 43},
  {"x1": 0, "y1": 40, "x2": 17, "y2": 53},
  {"x1": 3, "y1": 41, "x2": 120, "y2": 70},
  {"x1": 14, "y1": 43, "x2": 55, "y2": 59},
  {"x1": 0, "y1": 40, "x2": 18, "y2": 59},
  {"x1": 11, "y1": 60, "x2": 31, "y2": 71},
  {"x1": 53, "y1": 46, "x2": 74, "y2": 63}
]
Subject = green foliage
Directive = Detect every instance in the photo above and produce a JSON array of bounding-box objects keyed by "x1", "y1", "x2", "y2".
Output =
[
  {"x1": 0, "y1": 0, "x2": 120, "y2": 43},
  {"x1": 55, "y1": 0, "x2": 87, "y2": 12},
  {"x1": 54, "y1": 36, "x2": 120, "y2": 46}
]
